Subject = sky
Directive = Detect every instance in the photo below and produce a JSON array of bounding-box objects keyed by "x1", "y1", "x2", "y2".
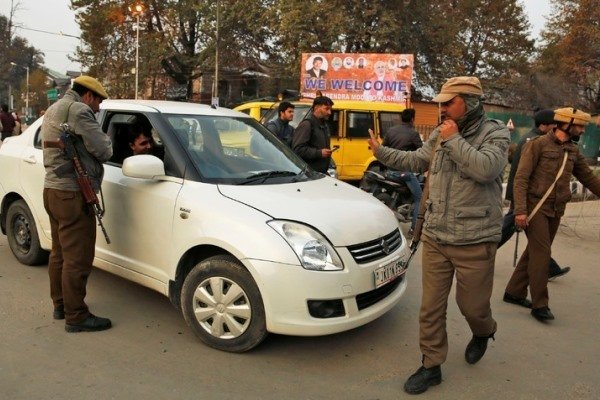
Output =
[{"x1": 3, "y1": 0, "x2": 554, "y2": 74}]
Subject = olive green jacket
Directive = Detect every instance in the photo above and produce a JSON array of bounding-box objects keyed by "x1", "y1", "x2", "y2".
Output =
[
  {"x1": 375, "y1": 117, "x2": 510, "y2": 245},
  {"x1": 42, "y1": 90, "x2": 112, "y2": 192}
]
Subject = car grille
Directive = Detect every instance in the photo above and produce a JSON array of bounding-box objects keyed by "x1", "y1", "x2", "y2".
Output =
[
  {"x1": 356, "y1": 276, "x2": 403, "y2": 310},
  {"x1": 347, "y1": 229, "x2": 402, "y2": 264}
]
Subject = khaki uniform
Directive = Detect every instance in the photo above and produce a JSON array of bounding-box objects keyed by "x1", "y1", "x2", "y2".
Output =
[
  {"x1": 41, "y1": 90, "x2": 112, "y2": 324},
  {"x1": 506, "y1": 131, "x2": 600, "y2": 308},
  {"x1": 376, "y1": 114, "x2": 510, "y2": 368}
]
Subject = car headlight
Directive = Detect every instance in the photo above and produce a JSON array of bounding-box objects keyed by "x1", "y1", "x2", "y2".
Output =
[{"x1": 268, "y1": 220, "x2": 344, "y2": 271}]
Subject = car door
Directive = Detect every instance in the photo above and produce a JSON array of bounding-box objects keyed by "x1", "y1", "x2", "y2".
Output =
[
  {"x1": 338, "y1": 110, "x2": 376, "y2": 180},
  {"x1": 18, "y1": 119, "x2": 52, "y2": 241},
  {"x1": 94, "y1": 112, "x2": 183, "y2": 284}
]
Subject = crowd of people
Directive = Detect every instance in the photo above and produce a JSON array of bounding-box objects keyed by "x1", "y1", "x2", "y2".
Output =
[{"x1": 8, "y1": 70, "x2": 596, "y2": 396}]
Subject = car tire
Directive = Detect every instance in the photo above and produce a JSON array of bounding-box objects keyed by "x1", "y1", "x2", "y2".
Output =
[
  {"x1": 181, "y1": 255, "x2": 267, "y2": 352},
  {"x1": 6, "y1": 200, "x2": 49, "y2": 266}
]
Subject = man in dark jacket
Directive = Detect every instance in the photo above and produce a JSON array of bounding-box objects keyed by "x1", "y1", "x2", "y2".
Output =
[
  {"x1": 264, "y1": 101, "x2": 295, "y2": 146},
  {"x1": 42, "y1": 75, "x2": 113, "y2": 333},
  {"x1": 0, "y1": 103, "x2": 16, "y2": 140},
  {"x1": 292, "y1": 96, "x2": 334, "y2": 173},
  {"x1": 499, "y1": 109, "x2": 570, "y2": 280},
  {"x1": 506, "y1": 107, "x2": 600, "y2": 322},
  {"x1": 382, "y1": 108, "x2": 423, "y2": 233}
]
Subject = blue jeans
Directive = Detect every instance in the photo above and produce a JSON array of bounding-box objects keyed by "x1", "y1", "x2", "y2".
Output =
[{"x1": 388, "y1": 171, "x2": 422, "y2": 230}]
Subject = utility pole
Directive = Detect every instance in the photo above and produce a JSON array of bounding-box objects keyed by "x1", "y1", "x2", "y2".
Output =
[{"x1": 212, "y1": 0, "x2": 220, "y2": 106}]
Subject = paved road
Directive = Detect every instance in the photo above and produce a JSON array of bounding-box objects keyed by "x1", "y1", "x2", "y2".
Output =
[{"x1": 1, "y1": 202, "x2": 599, "y2": 400}]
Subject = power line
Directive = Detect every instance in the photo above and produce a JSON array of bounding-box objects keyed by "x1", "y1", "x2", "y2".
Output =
[{"x1": 14, "y1": 24, "x2": 80, "y2": 39}]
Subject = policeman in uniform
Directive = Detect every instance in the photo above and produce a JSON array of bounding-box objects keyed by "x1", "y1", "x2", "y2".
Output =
[
  {"x1": 42, "y1": 76, "x2": 113, "y2": 332},
  {"x1": 505, "y1": 107, "x2": 600, "y2": 321}
]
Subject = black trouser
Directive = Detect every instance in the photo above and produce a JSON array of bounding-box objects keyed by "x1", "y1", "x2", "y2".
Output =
[{"x1": 498, "y1": 208, "x2": 562, "y2": 275}]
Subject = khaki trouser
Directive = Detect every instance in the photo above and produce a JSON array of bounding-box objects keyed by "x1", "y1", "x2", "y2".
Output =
[
  {"x1": 43, "y1": 188, "x2": 96, "y2": 324},
  {"x1": 505, "y1": 212, "x2": 561, "y2": 309},
  {"x1": 420, "y1": 235, "x2": 497, "y2": 368}
]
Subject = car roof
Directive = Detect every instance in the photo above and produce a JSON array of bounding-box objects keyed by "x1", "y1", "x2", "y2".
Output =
[{"x1": 101, "y1": 99, "x2": 250, "y2": 117}]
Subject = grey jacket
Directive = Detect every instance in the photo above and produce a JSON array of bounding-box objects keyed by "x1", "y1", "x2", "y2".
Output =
[
  {"x1": 42, "y1": 90, "x2": 112, "y2": 192},
  {"x1": 376, "y1": 117, "x2": 510, "y2": 245}
]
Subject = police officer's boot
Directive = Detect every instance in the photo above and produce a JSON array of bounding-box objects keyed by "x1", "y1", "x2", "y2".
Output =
[
  {"x1": 403, "y1": 364, "x2": 442, "y2": 394},
  {"x1": 465, "y1": 333, "x2": 495, "y2": 364}
]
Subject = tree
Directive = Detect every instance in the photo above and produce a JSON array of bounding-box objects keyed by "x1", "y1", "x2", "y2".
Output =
[
  {"x1": 0, "y1": 10, "x2": 44, "y2": 113},
  {"x1": 537, "y1": 0, "x2": 600, "y2": 112},
  {"x1": 71, "y1": 0, "x2": 274, "y2": 100},
  {"x1": 268, "y1": 0, "x2": 533, "y2": 99}
]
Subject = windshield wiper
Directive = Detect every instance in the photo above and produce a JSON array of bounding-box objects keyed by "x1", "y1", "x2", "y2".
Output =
[{"x1": 239, "y1": 170, "x2": 298, "y2": 185}]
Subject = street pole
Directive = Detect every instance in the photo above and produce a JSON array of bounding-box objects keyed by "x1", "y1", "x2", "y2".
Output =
[
  {"x1": 135, "y1": 13, "x2": 140, "y2": 99},
  {"x1": 25, "y1": 66, "x2": 29, "y2": 117},
  {"x1": 129, "y1": 3, "x2": 144, "y2": 100},
  {"x1": 213, "y1": 0, "x2": 220, "y2": 104}
]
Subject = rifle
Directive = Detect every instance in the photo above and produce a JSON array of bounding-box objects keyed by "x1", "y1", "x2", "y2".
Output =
[
  {"x1": 406, "y1": 133, "x2": 443, "y2": 265},
  {"x1": 44, "y1": 123, "x2": 111, "y2": 244}
]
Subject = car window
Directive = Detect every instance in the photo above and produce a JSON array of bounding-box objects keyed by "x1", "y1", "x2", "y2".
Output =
[
  {"x1": 346, "y1": 111, "x2": 374, "y2": 138},
  {"x1": 327, "y1": 110, "x2": 340, "y2": 138},
  {"x1": 104, "y1": 113, "x2": 165, "y2": 167},
  {"x1": 379, "y1": 112, "x2": 402, "y2": 138},
  {"x1": 164, "y1": 115, "x2": 309, "y2": 184}
]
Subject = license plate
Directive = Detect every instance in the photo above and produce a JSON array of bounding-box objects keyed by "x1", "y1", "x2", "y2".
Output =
[{"x1": 374, "y1": 258, "x2": 407, "y2": 288}]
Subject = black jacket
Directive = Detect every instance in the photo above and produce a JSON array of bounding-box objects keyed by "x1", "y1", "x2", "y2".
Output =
[
  {"x1": 265, "y1": 118, "x2": 294, "y2": 147},
  {"x1": 292, "y1": 113, "x2": 330, "y2": 173},
  {"x1": 382, "y1": 122, "x2": 422, "y2": 151}
]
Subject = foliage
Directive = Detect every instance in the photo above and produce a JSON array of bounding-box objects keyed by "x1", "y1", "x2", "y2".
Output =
[
  {"x1": 0, "y1": 11, "x2": 45, "y2": 114},
  {"x1": 537, "y1": 0, "x2": 600, "y2": 113}
]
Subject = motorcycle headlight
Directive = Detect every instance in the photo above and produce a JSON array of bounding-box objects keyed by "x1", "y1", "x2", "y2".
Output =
[{"x1": 268, "y1": 220, "x2": 344, "y2": 271}]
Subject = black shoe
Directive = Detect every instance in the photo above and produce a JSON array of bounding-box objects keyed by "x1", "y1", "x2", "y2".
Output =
[
  {"x1": 503, "y1": 292, "x2": 532, "y2": 309},
  {"x1": 531, "y1": 307, "x2": 555, "y2": 322},
  {"x1": 403, "y1": 365, "x2": 442, "y2": 395},
  {"x1": 465, "y1": 333, "x2": 495, "y2": 365},
  {"x1": 53, "y1": 305, "x2": 65, "y2": 320},
  {"x1": 548, "y1": 266, "x2": 570, "y2": 281},
  {"x1": 65, "y1": 314, "x2": 112, "y2": 332}
]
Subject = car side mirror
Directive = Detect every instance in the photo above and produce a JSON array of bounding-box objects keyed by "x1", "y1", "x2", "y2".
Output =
[{"x1": 122, "y1": 154, "x2": 166, "y2": 179}]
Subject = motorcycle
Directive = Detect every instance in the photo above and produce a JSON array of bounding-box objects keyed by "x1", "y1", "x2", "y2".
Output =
[{"x1": 361, "y1": 169, "x2": 425, "y2": 223}]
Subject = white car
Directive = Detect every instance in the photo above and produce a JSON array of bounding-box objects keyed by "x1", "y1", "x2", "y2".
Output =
[{"x1": 0, "y1": 100, "x2": 410, "y2": 352}]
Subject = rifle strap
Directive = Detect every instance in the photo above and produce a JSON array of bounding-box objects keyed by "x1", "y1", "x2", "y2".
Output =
[{"x1": 526, "y1": 150, "x2": 568, "y2": 223}]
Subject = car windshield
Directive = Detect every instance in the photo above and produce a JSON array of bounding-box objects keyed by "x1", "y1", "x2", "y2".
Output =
[
  {"x1": 164, "y1": 114, "x2": 319, "y2": 185},
  {"x1": 262, "y1": 103, "x2": 312, "y2": 128}
]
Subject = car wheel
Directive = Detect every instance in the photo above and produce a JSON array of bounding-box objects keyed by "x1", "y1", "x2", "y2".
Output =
[
  {"x1": 6, "y1": 200, "x2": 49, "y2": 265},
  {"x1": 181, "y1": 255, "x2": 267, "y2": 352}
]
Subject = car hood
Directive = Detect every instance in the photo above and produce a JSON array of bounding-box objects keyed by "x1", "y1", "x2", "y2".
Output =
[{"x1": 218, "y1": 178, "x2": 399, "y2": 246}]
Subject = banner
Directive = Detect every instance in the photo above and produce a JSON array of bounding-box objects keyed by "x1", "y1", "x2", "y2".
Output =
[{"x1": 300, "y1": 53, "x2": 413, "y2": 103}]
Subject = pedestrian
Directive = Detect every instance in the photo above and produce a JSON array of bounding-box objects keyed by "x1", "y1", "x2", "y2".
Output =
[
  {"x1": 12, "y1": 111, "x2": 22, "y2": 136},
  {"x1": 264, "y1": 101, "x2": 295, "y2": 146},
  {"x1": 381, "y1": 108, "x2": 423, "y2": 235},
  {"x1": 504, "y1": 107, "x2": 600, "y2": 322},
  {"x1": 292, "y1": 95, "x2": 334, "y2": 174},
  {"x1": 367, "y1": 76, "x2": 510, "y2": 394},
  {"x1": 42, "y1": 75, "x2": 113, "y2": 332},
  {"x1": 0, "y1": 104, "x2": 16, "y2": 140},
  {"x1": 499, "y1": 109, "x2": 570, "y2": 280}
]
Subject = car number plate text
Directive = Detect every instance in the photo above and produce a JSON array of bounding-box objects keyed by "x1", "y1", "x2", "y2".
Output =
[{"x1": 374, "y1": 259, "x2": 406, "y2": 288}]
